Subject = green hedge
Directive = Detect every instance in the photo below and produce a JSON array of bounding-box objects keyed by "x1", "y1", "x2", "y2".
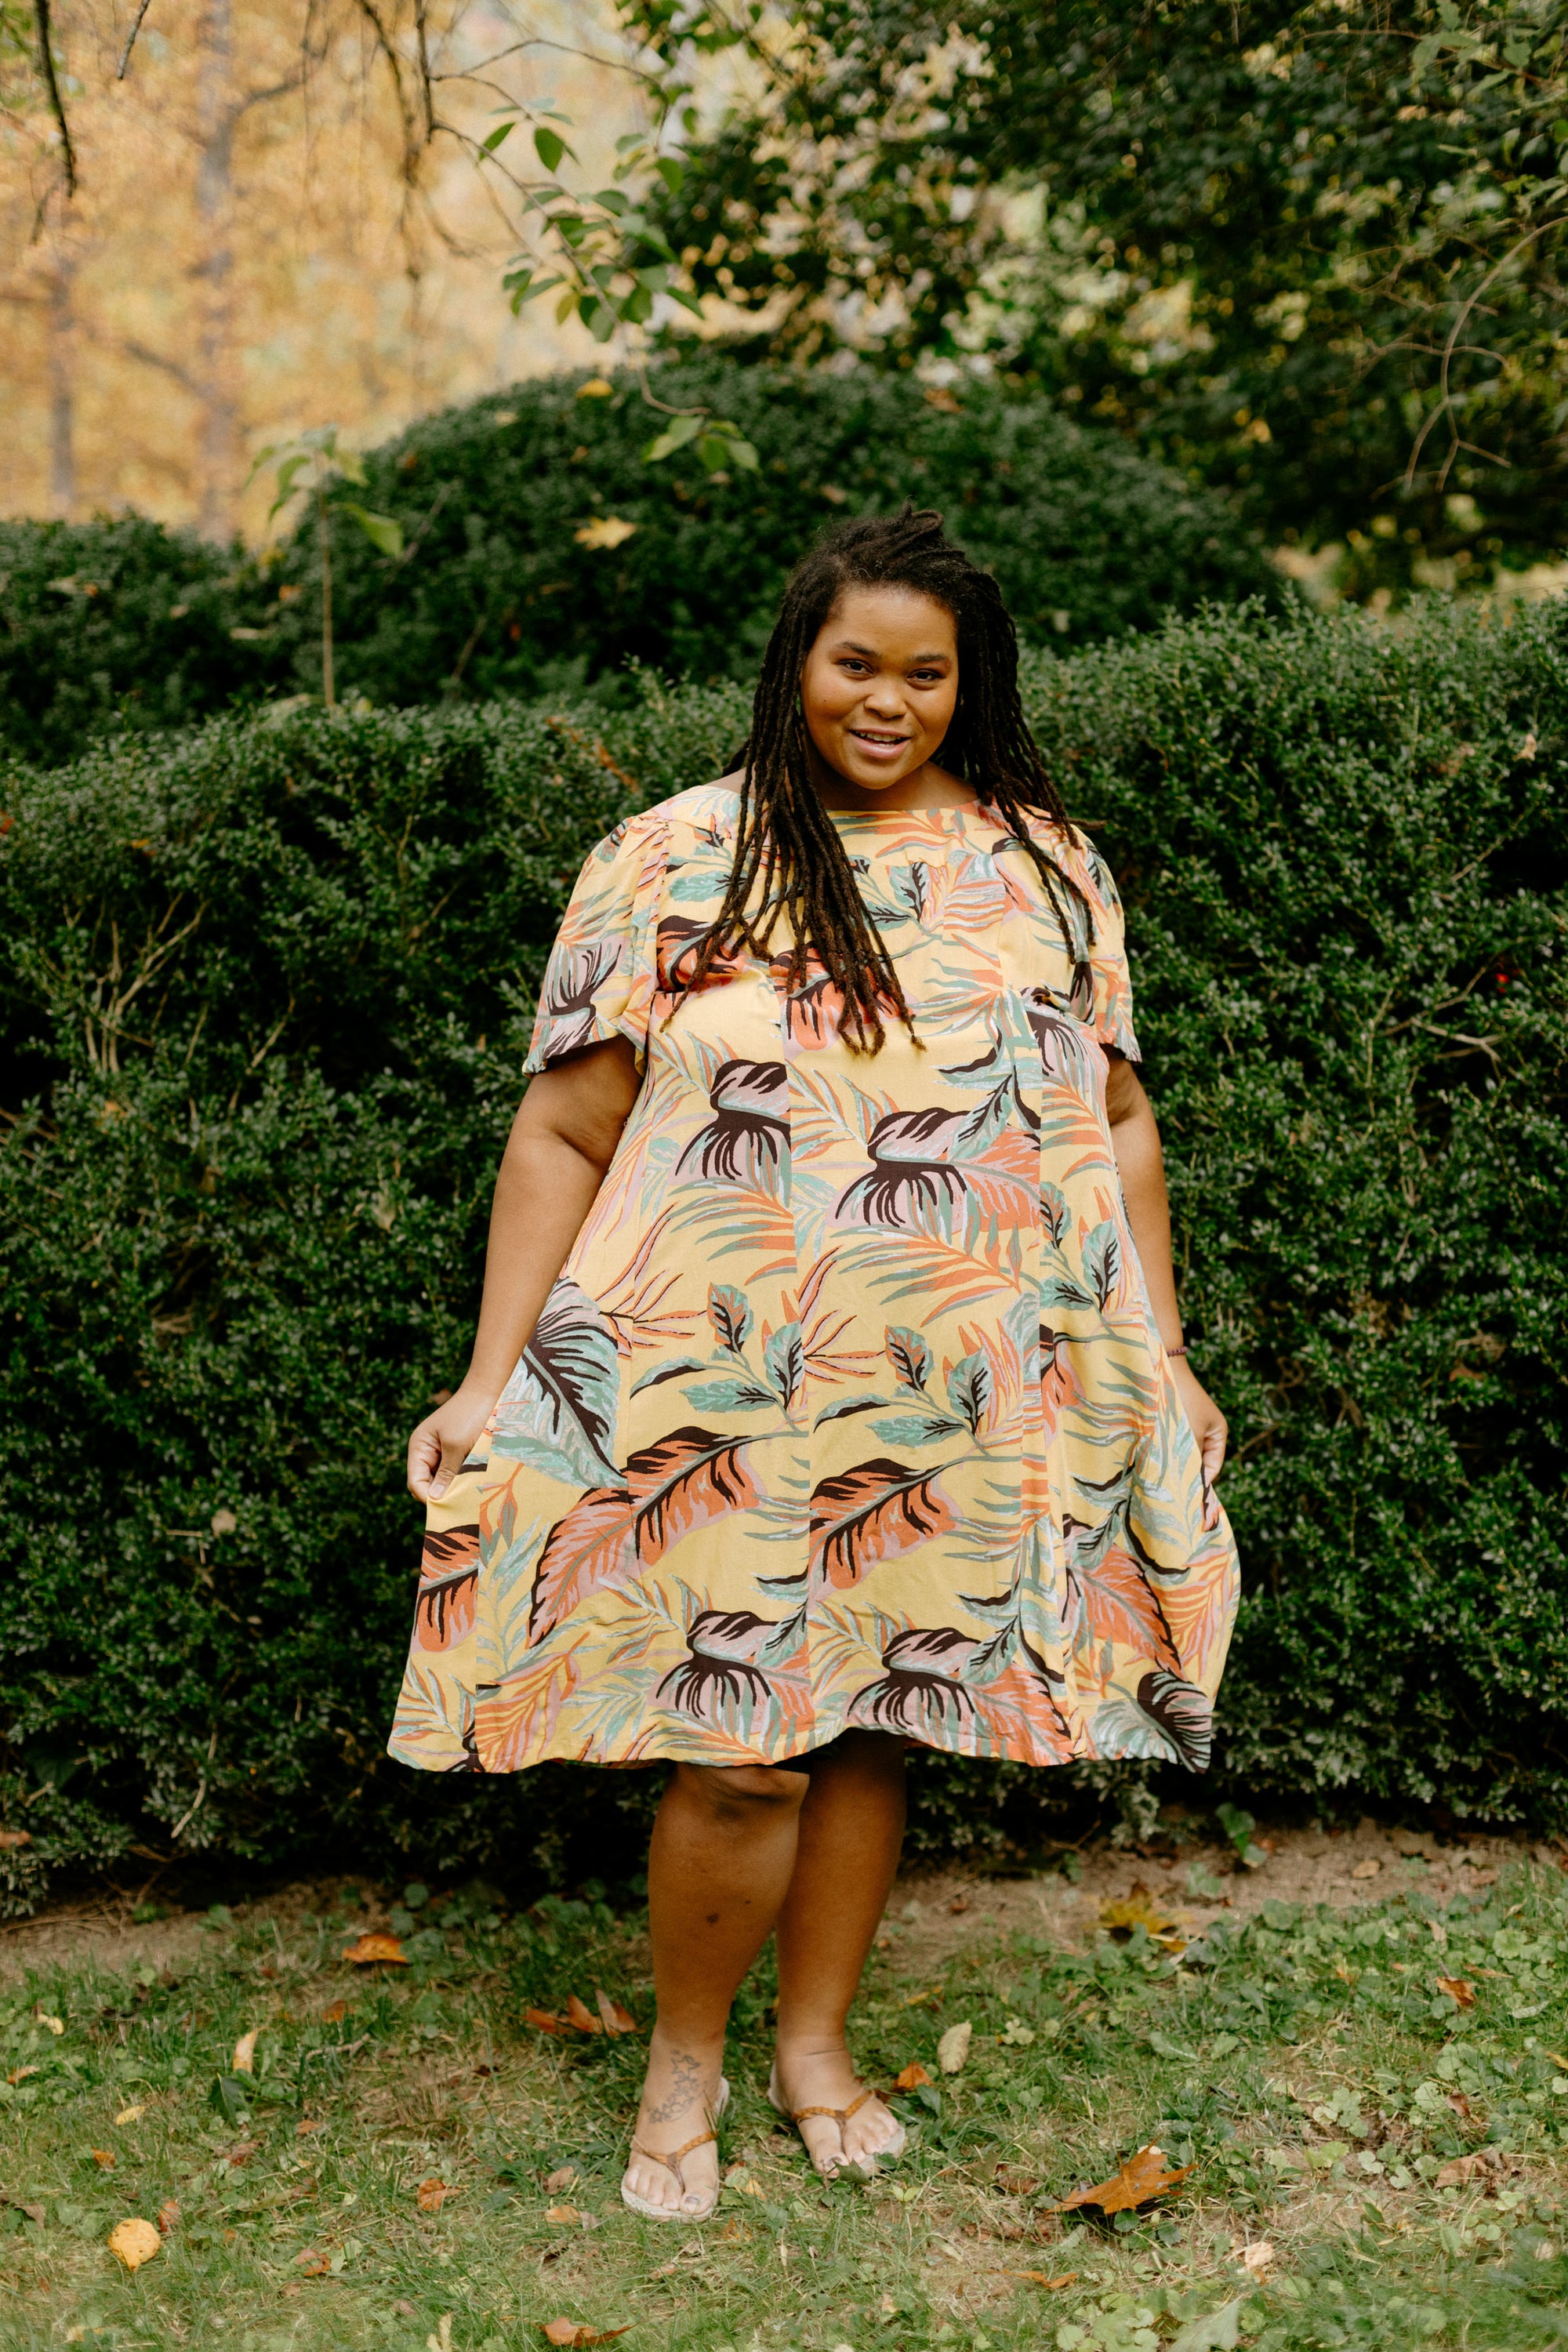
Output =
[
  {"x1": 1, "y1": 362, "x2": 1276, "y2": 771},
  {"x1": 2, "y1": 599, "x2": 1565, "y2": 1913}
]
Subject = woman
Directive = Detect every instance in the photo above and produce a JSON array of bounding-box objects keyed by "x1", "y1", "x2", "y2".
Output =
[{"x1": 389, "y1": 509, "x2": 1238, "y2": 2221}]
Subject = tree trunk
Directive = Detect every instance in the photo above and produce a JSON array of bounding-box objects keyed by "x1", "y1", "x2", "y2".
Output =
[
  {"x1": 194, "y1": 0, "x2": 238, "y2": 539},
  {"x1": 46, "y1": 249, "x2": 76, "y2": 515}
]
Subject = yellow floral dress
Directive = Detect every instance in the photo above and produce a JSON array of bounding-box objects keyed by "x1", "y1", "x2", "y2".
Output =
[{"x1": 387, "y1": 783, "x2": 1238, "y2": 1776}]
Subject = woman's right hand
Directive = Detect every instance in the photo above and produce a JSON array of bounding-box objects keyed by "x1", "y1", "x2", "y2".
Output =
[{"x1": 407, "y1": 1381, "x2": 499, "y2": 1506}]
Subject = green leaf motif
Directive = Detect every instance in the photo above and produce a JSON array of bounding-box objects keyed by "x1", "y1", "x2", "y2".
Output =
[
  {"x1": 482, "y1": 120, "x2": 515, "y2": 152},
  {"x1": 534, "y1": 125, "x2": 570, "y2": 172}
]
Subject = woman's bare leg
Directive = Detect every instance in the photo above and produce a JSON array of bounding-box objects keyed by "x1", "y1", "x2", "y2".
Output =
[
  {"x1": 771, "y1": 1730, "x2": 908, "y2": 2173},
  {"x1": 624, "y1": 1760, "x2": 809, "y2": 2214}
]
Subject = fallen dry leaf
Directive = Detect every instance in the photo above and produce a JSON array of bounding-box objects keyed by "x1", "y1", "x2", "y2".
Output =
[
  {"x1": 107, "y1": 2217, "x2": 162, "y2": 2271},
  {"x1": 1098, "y1": 1882, "x2": 1188, "y2": 1951},
  {"x1": 1436, "y1": 1976, "x2": 1476, "y2": 2009},
  {"x1": 36, "y1": 2011, "x2": 64, "y2": 2035},
  {"x1": 564, "y1": 1994, "x2": 603, "y2": 2035},
  {"x1": 595, "y1": 1987, "x2": 638, "y2": 2036},
  {"x1": 221, "y1": 2140, "x2": 260, "y2": 2167},
  {"x1": 542, "y1": 2321, "x2": 630, "y2": 2347},
  {"x1": 546, "y1": 2202, "x2": 583, "y2": 2225},
  {"x1": 416, "y1": 2178, "x2": 456, "y2": 2213},
  {"x1": 1239, "y1": 2240, "x2": 1276, "y2": 2275},
  {"x1": 156, "y1": 2200, "x2": 180, "y2": 2234},
  {"x1": 232, "y1": 2028, "x2": 260, "y2": 2075},
  {"x1": 1351, "y1": 1859, "x2": 1382, "y2": 1880},
  {"x1": 296, "y1": 2117, "x2": 328, "y2": 2136},
  {"x1": 90, "y1": 2149, "x2": 116, "y2": 2168},
  {"x1": 937, "y1": 2020, "x2": 972, "y2": 2074},
  {"x1": 1057, "y1": 2144, "x2": 1194, "y2": 2215},
  {"x1": 526, "y1": 2007, "x2": 568, "y2": 2035},
  {"x1": 0, "y1": 1828, "x2": 32, "y2": 1849},
  {"x1": 948, "y1": 1894, "x2": 971, "y2": 1914},
  {"x1": 296, "y1": 2249, "x2": 331, "y2": 2276},
  {"x1": 544, "y1": 2165, "x2": 577, "y2": 2194},
  {"x1": 1436, "y1": 2148, "x2": 1515, "y2": 2188},
  {"x1": 893, "y1": 2061, "x2": 932, "y2": 2092},
  {"x1": 7, "y1": 2066, "x2": 40, "y2": 2085},
  {"x1": 902, "y1": 1984, "x2": 944, "y2": 2007},
  {"x1": 1010, "y1": 2271, "x2": 1078, "y2": 2290},
  {"x1": 321, "y1": 2000, "x2": 348, "y2": 2024},
  {"x1": 343, "y1": 1932, "x2": 409, "y2": 1967},
  {"x1": 114, "y1": 2104, "x2": 146, "y2": 2125},
  {"x1": 573, "y1": 516, "x2": 637, "y2": 551}
]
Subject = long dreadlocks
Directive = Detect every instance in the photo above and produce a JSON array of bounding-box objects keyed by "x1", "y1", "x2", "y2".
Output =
[{"x1": 684, "y1": 506, "x2": 1096, "y2": 1053}]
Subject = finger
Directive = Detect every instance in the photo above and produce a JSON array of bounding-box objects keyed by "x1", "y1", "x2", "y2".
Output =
[
  {"x1": 1203, "y1": 1418, "x2": 1229, "y2": 1482},
  {"x1": 407, "y1": 1427, "x2": 441, "y2": 1504},
  {"x1": 429, "y1": 1434, "x2": 470, "y2": 1504}
]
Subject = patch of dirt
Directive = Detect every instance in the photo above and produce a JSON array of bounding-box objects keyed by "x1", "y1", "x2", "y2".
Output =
[
  {"x1": 881, "y1": 1820, "x2": 1564, "y2": 1975},
  {"x1": 0, "y1": 1874, "x2": 383, "y2": 1980}
]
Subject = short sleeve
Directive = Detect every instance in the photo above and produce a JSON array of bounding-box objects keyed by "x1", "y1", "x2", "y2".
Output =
[
  {"x1": 524, "y1": 811, "x2": 669, "y2": 1075},
  {"x1": 1079, "y1": 840, "x2": 1142, "y2": 1062}
]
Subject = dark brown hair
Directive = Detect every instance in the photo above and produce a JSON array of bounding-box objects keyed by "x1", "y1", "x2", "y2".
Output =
[{"x1": 686, "y1": 505, "x2": 1093, "y2": 1051}]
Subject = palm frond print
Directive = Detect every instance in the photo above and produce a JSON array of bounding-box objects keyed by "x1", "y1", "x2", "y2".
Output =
[{"x1": 389, "y1": 787, "x2": 1237, "y2": 1778}]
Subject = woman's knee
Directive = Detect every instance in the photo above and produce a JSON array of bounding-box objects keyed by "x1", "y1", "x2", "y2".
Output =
[{"x1": 677, "y1": 1761, "x2": 811, "y2": 1821}]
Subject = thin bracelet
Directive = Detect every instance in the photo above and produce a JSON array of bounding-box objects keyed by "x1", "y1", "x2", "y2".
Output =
[{"x1": 1165, "y1": 1342, "x2": 1190, "y2": 1361}]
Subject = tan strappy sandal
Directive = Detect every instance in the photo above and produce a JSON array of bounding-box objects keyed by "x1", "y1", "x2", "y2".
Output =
[
  {"x1": 619, "y1": 2076, "x2": 730, "y2": 2223},
  {"x1": 766, "y1": 2064, "x2": 906, "y2": 2180}
]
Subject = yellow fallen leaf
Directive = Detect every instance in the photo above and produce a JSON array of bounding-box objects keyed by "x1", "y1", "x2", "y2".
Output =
[
  {"x1": 1350, "y1": 1859, "x2": 1381, "y2": 1880},
  {"x1": 90, "y1": 2148, "x2": 116, "y2": 2168},
  {"x1": 36, "y1": 2012, "x2": 64, "y2": 2035},
  {"x1": 232, "y1": 2028, "x2": 260, "y2": 2075},
  {"x1": 1239, "y1": 2239, "x2": 1276, "y2": 2274},
  {"x1": 573, "y1": 517, "x2": 637, "y2": 551},
  {"x1": 575, "y1": 378, "x2": 615, "y2": 399},
  {"x1": 1056, "y1": 2144, "x2": 1193, "y2": 2215},
  {"x1": 114, "y1": 2104, "x2": 146, "y2": 2125},
  {"x1": 546, "y1": 2201, "x2": 583, "y2": 2224},
  {"x1": 343, "y1": 1932, "x2": 408, "y2": 1966},
  {"x1": 1010, "y1": 2270, "x2": 1078, "y2": 2289},
  {"x1": 937, "y1": 2020, "x2": 972, "y2": 2074},
  {"x1": 1098, "y1": 1882, "x2": 1189, "y2": 1952},
  {"x1": 107, "y1": 2216, "x2": 162, "y2": 2270}
]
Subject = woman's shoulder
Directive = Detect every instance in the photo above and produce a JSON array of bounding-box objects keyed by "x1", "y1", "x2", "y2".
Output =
[
  {"x1": 596, "y1": 778, "x2": 742, "y2": 862},
  {"x1": 1006, "y1": 805, "x2": 1122, "y2": 917}
]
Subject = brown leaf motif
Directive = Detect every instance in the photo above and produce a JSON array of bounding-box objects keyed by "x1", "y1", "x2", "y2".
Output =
[{"x1": 809, "y1": 1457, "x2": 957, "y2": 1589}]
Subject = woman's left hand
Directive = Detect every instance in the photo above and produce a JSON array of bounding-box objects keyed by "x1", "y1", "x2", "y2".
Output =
[{"x1": 1171, "y1": 1358, "x2": 1227, "y2": 1531}]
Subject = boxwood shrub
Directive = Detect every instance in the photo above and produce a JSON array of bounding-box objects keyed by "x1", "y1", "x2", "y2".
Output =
[
  {"x1": 1, "y1": 598, "x2": 1564, "y2": 1911},
  {"x1": 1, "y1": 361, "x2": 1276, "y2": 771}
]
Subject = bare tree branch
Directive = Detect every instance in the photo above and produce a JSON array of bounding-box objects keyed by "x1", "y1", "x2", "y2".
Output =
[
  {"x1": 31, "y1": 0, "x2": 78, "y2": 196},
  {"x1": 117, "y1": 0, "x2": 156, "y2": 80}
]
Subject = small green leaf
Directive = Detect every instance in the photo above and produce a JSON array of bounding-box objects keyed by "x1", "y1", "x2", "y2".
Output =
[
  {"x1": 655, "y1": 155, "x2": 684, "y2": 194},
  {"x1": 587, "y1": 301, "x2": 618, "y2": 344},
  {"x1": 643, "y1": 413, "x2": 706, "y2": 462},
  {"x1": 335, "y1": 452, "x2": 366, "y2": 487},
  {"x1": 727, "y1": 433, "x2": 760, "y2": 471},
  {"x1": 621, "y1": 283, "x2": 654, "y2": 325},
  {"x1": 696, "y1": 432, "x2": 731, "y2": 471},
  {"x1": 593, "y1": 187, "x2": 630, "y2": 216},
  {"x1": 534, "y1": 125, "x2": 570, "y2": 172},
  {"x1": 482, "y1": 119, "x2": 515, "y2": 152},
  {"x1": 336, "y1": 503, "x2": 403, "y2": 558}
]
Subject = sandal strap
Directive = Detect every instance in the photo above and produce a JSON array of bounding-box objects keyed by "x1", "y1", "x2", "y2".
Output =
[
  {"x1": 789, "y1": 2087, "x2": 877, "y2": 2128},
  {"x1": 630, "y1": 2125, "x2": 717, "y2": 2190}
]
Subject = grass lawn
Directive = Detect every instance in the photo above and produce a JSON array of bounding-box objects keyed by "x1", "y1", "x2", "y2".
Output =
[{"x1": 2, "y1": 1848, "x2": 1566, "y2": 2352}]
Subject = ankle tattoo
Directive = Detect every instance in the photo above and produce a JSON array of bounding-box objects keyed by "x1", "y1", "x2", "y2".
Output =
[{"x1": 644, "y1": 2047, "x2": 705, "y2": 2125}]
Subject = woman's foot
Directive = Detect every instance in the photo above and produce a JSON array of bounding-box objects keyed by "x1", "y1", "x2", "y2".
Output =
[
  {"x1": 622, "y1": 2027, "x2": 727, "y2": 2218},
  {"x1": 769, "y1": 2040, "x2": 905, "y2": 2178}
]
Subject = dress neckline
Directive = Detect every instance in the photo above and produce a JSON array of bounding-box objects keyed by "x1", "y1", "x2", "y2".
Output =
[{"x1": 822, "y1": 798, "x2": 990, "y2": 830}]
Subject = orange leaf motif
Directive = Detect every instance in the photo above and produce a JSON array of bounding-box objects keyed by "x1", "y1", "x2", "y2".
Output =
[
  {"x1": 809, "y1": 1457, "x2": 957, "y2": 1589},
  {"x1": 1436, "y1": 1976, "x2": 1476, "y2": 2008},
  {"x1": 542, "y1": 2323, "x2": 630, "y2": 2347},
  {"x1": 893, "y1": 2062, "x2": 932, "y2": 2092},
  {"x1": 343, "y1": 1932, "x2": 408, "y2": 1967},
  {"x1": 1056, "y1": 2143, "x2": 1193, "y2": 2214},
  {"x1": 564, "y1": 1994, "x2": 603, "y2": 2035},
  {"x1": 416, "y1": 2178, "x2": 456, "y2": 2213},
  {"x1": 595, "y1": 1988, "x2": 638, "y2": 2036}
]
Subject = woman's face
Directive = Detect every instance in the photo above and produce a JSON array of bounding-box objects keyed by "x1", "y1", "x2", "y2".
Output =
[{"x1": 799, "y1": 586, "x2": 959, "y2": 796}]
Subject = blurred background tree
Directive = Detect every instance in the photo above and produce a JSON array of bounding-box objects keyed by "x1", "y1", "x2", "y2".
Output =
[{"x1": 608, "y1": 0, "x2": 1568, "y2": 602}]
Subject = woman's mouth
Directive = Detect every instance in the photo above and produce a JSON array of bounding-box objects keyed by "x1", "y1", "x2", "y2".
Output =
[{"x1": 848, "y1": 728, "x2": 913, "y2": 760}]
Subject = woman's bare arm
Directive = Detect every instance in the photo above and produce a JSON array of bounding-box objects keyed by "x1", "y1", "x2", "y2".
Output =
[
  {"x1": 407, "y1": 1035, "x2": 642, "y2": 1503},
  {"x1": 1103, "y1": 1053, "x2": 1228, "y2": 1529}
]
